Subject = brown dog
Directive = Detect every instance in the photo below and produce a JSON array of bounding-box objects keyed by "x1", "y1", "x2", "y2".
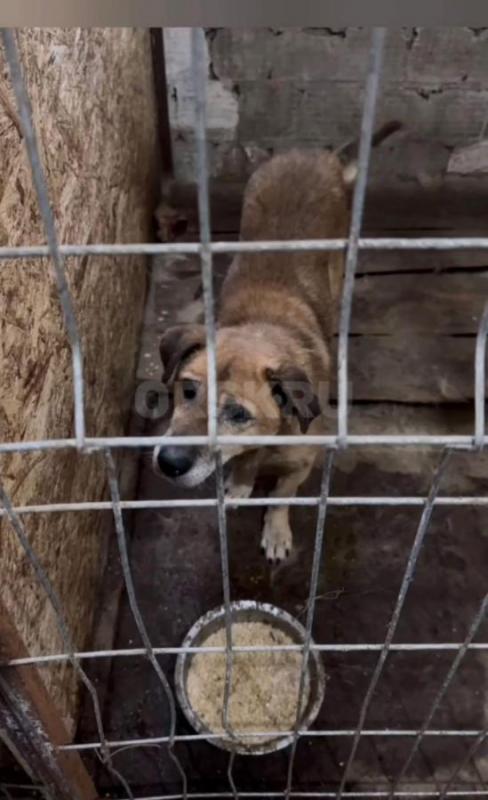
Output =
[{"x1": 153, "y1": 123, "x2": 402, "y2": 562}]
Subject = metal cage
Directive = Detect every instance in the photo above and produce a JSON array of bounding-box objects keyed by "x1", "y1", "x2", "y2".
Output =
[{"x1": 0, "y1": 26, "x2": 488, "y2": 800}]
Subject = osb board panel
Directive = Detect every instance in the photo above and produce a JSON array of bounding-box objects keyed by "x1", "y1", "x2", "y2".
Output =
[{"x1": 0, "y1": 29, "x2": 158, "y2": 734}]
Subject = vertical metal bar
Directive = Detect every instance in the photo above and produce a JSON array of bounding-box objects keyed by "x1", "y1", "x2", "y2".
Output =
[
  {"x1": 104, "y1": 450, "x2": 188, "y2": 799},
  {"x1": 474, "y1": 302, "x2": 488, "y2": 447},
  {"x1": 0, "y1": 482, "x2": 132, "y2": 799},
  {"x1": 227, "y1": 751, "x2": 238, "y2": 800},
  {"x1": 336, "y1": 450, "x2": 452, "y2": 798},
  {"x1": 337, "y1": 27, "x2": 386, "y2": 445},
  {"x1": 215, "y1": 452, "x2": 236, "y2": 739},
  {"x1": 190, "y1": 28, "x2": 238, "y2": 799},
  {"x1": 391, "y1": 593, "x2": 488, "y2": 795},
  {"x1": 285, "y1": 451, "x2": 335, "y2": 800},
  {"x1": 191, "y1": 27, "x2": 218, "y2": 447},
  {"x1": 0, "y1": 29, "x2": 85, "y2": 447}
]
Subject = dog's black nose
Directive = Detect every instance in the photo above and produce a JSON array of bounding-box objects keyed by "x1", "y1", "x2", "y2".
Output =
[{"x1": 157, "y1": 445, "x2": 195, "y2": 478}]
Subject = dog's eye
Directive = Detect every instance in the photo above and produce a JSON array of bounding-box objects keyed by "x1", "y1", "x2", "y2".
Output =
[
  {"x1": 226, "y1": 404, "x2": 252, "y2": 425},
  {"x1": 182, "y1": 379, "x2": 199, "y2": 401}
]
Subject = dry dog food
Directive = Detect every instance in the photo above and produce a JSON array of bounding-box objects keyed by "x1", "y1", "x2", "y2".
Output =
[{"x1": 186, "y1": 621, "x2": 310, "y2": 744}]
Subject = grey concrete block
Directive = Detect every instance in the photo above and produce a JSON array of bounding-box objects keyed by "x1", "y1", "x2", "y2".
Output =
[{"x1": 209, "y1": 27, "x2": 408, "y2": 83}]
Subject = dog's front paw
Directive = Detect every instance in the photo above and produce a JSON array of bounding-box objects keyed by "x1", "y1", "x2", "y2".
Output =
[
  {"x1": 224, "y1": 473, "x2": 253, "y2": 503},
  {"x1": 261, "y1": 516, "x2": 292, "y2": 564}
]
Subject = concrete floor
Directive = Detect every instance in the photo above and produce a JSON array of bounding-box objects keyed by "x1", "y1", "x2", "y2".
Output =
[{"x1": 77, "y1": 247, "x2": 488, "y2": 798}]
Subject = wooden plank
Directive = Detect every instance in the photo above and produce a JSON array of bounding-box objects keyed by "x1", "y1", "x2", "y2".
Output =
[
  {"x1": 347, "y1": 335, "x2": 475, "y2": 403},
  {"x1": 352, "y1": 272, "x2": 488, "y2": 335},
  {"x1": 168, "y1": 177, "x2": 488, "y2": 242},
  {"x1": 363, "y1": 183, "x2": 488, "y2": 233},
  {"x1": 0, "y1": 599, "x2": 97, "y2": 800},
  {"x1": 356, "y1": 248, "x2": 488, "y2": 273},
  {"x1": 160, "y1": 243, "x2": 488, "y2": 276},
  {"x1": 151, "y1": 244, "x2": 488, "y2": 336}
]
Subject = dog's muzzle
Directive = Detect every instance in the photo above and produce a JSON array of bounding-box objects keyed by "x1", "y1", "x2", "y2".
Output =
[{"x1": 155, "y1": 445, "x2": 198, "y2": 479}]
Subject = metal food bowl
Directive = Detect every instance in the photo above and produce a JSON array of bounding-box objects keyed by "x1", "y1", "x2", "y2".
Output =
[{"x1": 175, "y1": 600, "x2": 326, "y2": 756}]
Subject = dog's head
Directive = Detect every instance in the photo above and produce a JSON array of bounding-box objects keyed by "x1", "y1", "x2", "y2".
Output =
[{"x1": 152, "y1": 323, "x2": 323, "y2": 487}]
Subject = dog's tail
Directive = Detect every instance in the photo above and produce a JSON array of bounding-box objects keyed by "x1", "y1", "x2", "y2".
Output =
[{"x1": 335, "y1": 120, "x2": 403, "y2": 185}]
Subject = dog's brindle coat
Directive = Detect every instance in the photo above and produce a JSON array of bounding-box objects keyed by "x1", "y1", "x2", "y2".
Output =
[{"x1": 153, "y1": 124, "x2": 401, "y2": 562}]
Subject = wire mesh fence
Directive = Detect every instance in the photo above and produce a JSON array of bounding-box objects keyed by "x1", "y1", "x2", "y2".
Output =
[{"x1": 0, "y1": 25, "x2": 487, "y2": 800}]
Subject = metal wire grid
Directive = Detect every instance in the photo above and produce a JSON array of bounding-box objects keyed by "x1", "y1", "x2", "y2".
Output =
[{"x1": 0, "y1": 24, "x2": 487, "y2": 800}]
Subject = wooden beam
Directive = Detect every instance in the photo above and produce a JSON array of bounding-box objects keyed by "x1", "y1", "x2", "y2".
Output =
[{"x1": 0, "y1": 600, "x2": 97, "y2": 800}]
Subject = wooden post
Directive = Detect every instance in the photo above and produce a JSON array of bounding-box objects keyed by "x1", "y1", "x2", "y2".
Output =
[{"x1": 0, "y1": 600, "x2": 97, "y2": 800}]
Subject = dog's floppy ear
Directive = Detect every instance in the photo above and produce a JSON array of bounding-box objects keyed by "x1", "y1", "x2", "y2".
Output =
[
  {"x1": 266, "y1": 365, "x2": 321, "y2": 432},
  {"x1": 159, "y1": 324, "x2": 206, "y2": 386}
]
